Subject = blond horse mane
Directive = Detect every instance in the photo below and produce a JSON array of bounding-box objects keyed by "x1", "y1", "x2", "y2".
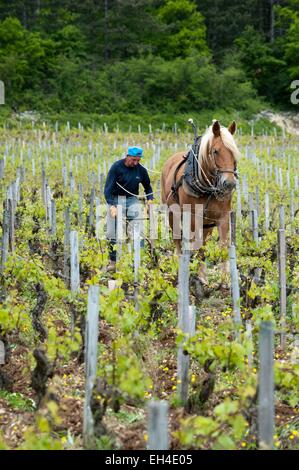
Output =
[{"x1": 199, "y1": 124, "x2": 240, "y2": 167}]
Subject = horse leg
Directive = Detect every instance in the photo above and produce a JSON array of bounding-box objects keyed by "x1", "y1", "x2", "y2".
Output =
[
  {"x1": 168, "y1": 209, "x2": 182, "y2": 254},
  {"x1": 198, "y1": 227, "x2": 213, "y2": 285},
  {"x1": 218, "y1": 216, "x2": 230, "y2": 282},
  {"x1": 174, "y1": 239, "x2": 182, "y2": 254}
]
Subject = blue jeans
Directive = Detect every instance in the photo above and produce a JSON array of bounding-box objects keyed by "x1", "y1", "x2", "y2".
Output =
[{"x1": 107, "y1": 196, "x2": 144, "y2": 261}]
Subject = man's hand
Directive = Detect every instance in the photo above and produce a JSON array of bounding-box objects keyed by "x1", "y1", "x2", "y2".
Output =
[{"x1": 109, "y1": 206, "x2": 117, "y2": 218}]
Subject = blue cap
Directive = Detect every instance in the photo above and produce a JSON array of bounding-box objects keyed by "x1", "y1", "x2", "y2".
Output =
[{"x1": 127, "y1": 146, "x2": 143, "y2": 157}]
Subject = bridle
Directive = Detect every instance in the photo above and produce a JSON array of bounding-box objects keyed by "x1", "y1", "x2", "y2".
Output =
[
  {"x1": 211, "y1": 162, "x2": 238, "y2": 193},
  {"x1": 190, "y1": 144, "x2": 238, "y2": 200}
]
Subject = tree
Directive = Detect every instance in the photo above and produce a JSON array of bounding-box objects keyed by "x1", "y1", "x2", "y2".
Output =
[
  {"x1": 95, "y1": 0, "x2": 164, "y2": 62},
  {"x1": 0, "y1": 17, "x2": 56, "y2": 104},
  {"x1": 155, "y1": 0, "x2": 209, "y2": 59},
  {"x1": 276, "y1": 0, "x2": 299, "y2": 78},
  {"x1": 235, "y1": 25, "x2": 287, "y2": 104},
  {"x1": 195, "y1": 0, "x2": 273, "y2": 60},
  {"x1": 284, "y1": 15, "x2": 299, "y2": 78}
]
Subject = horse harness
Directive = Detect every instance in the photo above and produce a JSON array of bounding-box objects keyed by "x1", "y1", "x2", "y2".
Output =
[{"x1": 170, "y1": 136, "x2": 238, "y2": 229}]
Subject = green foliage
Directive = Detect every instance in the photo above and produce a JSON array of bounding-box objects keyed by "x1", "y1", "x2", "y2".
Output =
[
  {"x1": 47, "y1": 326, "x2": 81, "y2": 362},
  {"x1": 0, "y1": 390, "x2": 35, "y2": 411},
  {"x1": 235, "y1": 26, "x2": 287, "y2": 105},
  {"x1": 277, "y1": 1, "x2": 299, "y2": 80},
  {"x1": 0, "y1": 434, "x2": 8, "y2": 450},
  {"x1": 97, "y1": 0, "x2": 163, "y2": 61},
  {"x1": 183, "y1": 320, "x2": 249, "y2": 372},
  {"x1": 98, "y1": 337, "x2": 152, "y2": 403},
  {"x1": 0, "y1": 0, "x2": 296, "y2": 113},
  {"x1": 94, "y1": 435, "x2": 115, "y2": 450},
  {"x1": 0, "y1": 17, "x2": 56, "y2": 105},
  {"x1": 275, "y1": 363, "x2": 299, "y2": 407},
  {"x1": 156, "y1": 0, "x2": 209, "y2": 59},
  {"x1": 176, "y1": 374, "x2": 257, "y2": 449},
  {"x1": 196, "y1": 0, "x2": 265, "y2": 56},
  {"x1": 13, "y1": 53, "x2": 257, "y2": 115},
  {"x1": 15, "y1": 404, "x2": 64, "y2": 450},
  {"x1": 176, "y1": 394, "x2": 250, "y2": 449},
  {"x1": 292, "y1": 302, "x2": 299, "y2": 331},
  {"x1": 19, "y1": 429, "x2": 63, "y2": 450},
  {"x1": 107, "y1": 408, "x2": 144, "y2": 424},
  {"x1": 0, "y1": 1, "x2": 271, "y2": 115}
]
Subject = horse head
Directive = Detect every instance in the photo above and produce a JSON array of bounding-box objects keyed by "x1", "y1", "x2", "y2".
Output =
[{"x1": 200, "y1": 120, "x2": 239, "y2": 195}]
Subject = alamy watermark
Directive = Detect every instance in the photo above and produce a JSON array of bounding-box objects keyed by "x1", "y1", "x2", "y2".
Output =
[
  {"x1": 290, "y1": 80, "x2": 299, "y2": 105},
  {"x1": 98, "y1": 200, "x2": 204, "y2": 251}
]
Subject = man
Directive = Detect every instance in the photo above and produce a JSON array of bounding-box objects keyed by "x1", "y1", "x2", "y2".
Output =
[{"x1": 104, "y1": 146, "x2": 154, "y2": 271}]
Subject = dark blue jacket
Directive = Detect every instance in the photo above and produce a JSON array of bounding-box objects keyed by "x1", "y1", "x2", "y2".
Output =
[{"x1": 104, "y1": 159, "x2": 154, "y2": 205}]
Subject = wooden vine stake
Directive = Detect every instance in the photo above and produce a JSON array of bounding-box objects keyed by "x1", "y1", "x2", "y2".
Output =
[
  {"x1": 7, "y1": 190, "x2": 15, "y2": 253},
  {"x1": 229, "y1": 244, "x2": 241, "y2": 331},
  {"x1": 277, "y1": 229, "x2": 286, "y2": 350},
  {"x1": 251, "y1": 209, "x2": 259, "y2": 245},
  {"x1": 177, "y1": 247, "x2": 191, "y2": 405},
  {"x1": 133, "y1": 222, "x2": 141, "y2": 311},
  {"x1": 78, "y1": 184, "x2": 83, "y2": 226},
  {"x1": 83, "y1": 285, "x2": 100, "y2": 448},
  {"x1": 255, "y1": 186, "x2": 260, "y2": 217},
  {"x1": 0, "y1": 159, "x2": 4, "y2": 179},
  {"x1": 88, "y1": 187, "x2": 95, "y2": 235},
  {"x1": 265, "y1": 193, "x2": 270, "y2": 232},
  {"x1": 0, "y1": 200, "x2": 9, "y2": 273},
  {"x1": 95, "y1": 197, "x2": 101, "y2": 241},
  {"x1": 258, "y1": 321, "x2": 274, "y2": 450},
  {"x1": 51, "y1": 199, "x2": 56, "y2": 238},
  {"x1": 41, "y1": 164, "x2": 46, "y2": 205},
  {"x1": 0, "y1": 340, "x2": 5, "y2": 365},
  {"x1": 116, "y1": 196, "x2": 126, "y2": 264},
  {"x1": 279, "y1": 205, "x2": 285, "y2": 230},
  {"x1": 182, "y1": 206, "x2": 191, "y2": 253},
  {"x1": 70, "y1": 230, "x2": 80, "y2": 334},
  {"x1": 178, "y1": 254, "x2": 190, "y2": 325},
  {"x1": 63, "y1": 207, "x2": 70, "y2": 288},
  {"x1": 245, "y1": 320, "x2": 253, "y2": 368},
  {"x1": 177, "y1": 304, "x2": 196, "y2": 405},
  {"x1": 236, "y1": 181, "x2": 242, "y2": 219},
  {"x1": 70, "y1": 231, "x2": 80, "y2": 293},
  {"x1": 147, "y1": 400, "x2": 169, "y2": 450},
  {"x1": 148, "y1": 202, "x2": 157, "y2": 258},
  {"x1": 229, "y1": 211, "x2": 236, "y2": 246}
]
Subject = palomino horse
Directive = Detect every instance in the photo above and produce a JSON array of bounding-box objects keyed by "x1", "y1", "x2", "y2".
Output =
[{"x1": 161, "y1": 120, "x2": 239, "y2": 283}]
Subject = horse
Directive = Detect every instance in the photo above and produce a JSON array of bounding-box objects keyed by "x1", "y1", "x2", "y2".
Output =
[{"x1": 161, "y1": 120, "x2": 239, "y2": 284}]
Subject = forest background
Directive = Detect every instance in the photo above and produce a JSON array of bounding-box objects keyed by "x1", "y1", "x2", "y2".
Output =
[{"x1": 0, "y1": 0, "x2": 298, "y2": 128}]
